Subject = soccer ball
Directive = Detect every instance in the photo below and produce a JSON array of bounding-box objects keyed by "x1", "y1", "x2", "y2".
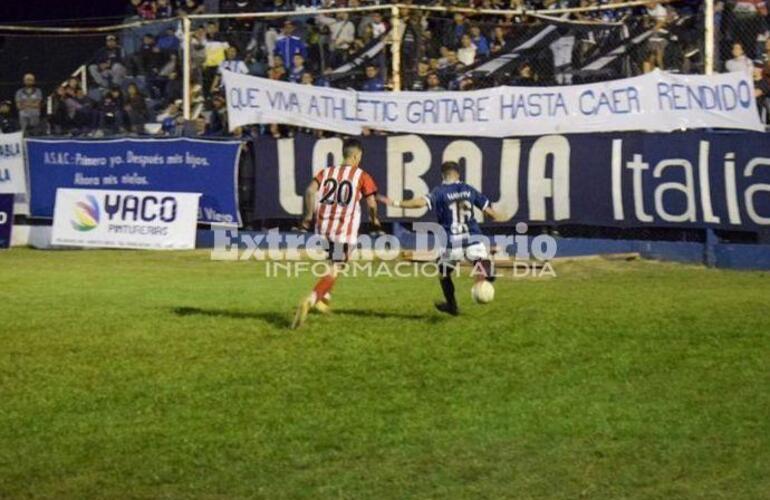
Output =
[{"x1": 471, "y1": 280, "x2": 495, "y2": 304}]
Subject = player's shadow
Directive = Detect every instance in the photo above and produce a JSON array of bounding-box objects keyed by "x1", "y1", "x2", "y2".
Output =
[
  {"x1": 333, "y1": 308, "x2": 436, "y2": 322},
  {"x1": 172, "y1": 306, "x2": 291, "y2": 328},
  {"x1": 172, "y1": 306, "x2": 438, "y2": 327}
]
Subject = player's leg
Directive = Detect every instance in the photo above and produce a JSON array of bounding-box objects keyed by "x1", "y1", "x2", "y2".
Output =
[
  {"x1": 291, "y1": 241, "x2": 347, "y2": 329},
  {"x1": 312, "y1": 242, "x2": 348, "y2": 309},
  {"x1": 292, "y1": 265, "x2": 337, "y2": 329},
  {"x1": 313, "y1": 292, "x2": 332, "y2": 314},
  {"x1": 467, "y1": 242, "x2": 495, "y2": 283},
  {"x1": 291, "y1": 291, "x2": 314, "y2": 329},
  {"x1": 436, "y1": 264, "x2": 459, "y2": 315},
  {"x1": 435, "y1": 247, "x2": 461, "y2": 316},
  {"x1": 310, "y1": 266, "x2": 338, "y2": 313}
]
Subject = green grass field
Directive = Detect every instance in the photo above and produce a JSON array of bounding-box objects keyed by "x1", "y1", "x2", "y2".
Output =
[{"x1": 1, "y1": 249, "x2": 769, "y2": 499}]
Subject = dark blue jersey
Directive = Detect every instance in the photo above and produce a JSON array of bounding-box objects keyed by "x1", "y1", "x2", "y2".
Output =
[{"x1": 424, "y1": 181, "x2": 490, "y2": 238}]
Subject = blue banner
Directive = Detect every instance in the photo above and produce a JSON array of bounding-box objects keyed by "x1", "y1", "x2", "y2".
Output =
[
  {"x1": 27, "y1": 138, "x2": 242, "y2": 225},
  {"x1": 252, "y1": 131, "x2": 770, "y2": 230},
  {"x1": 0, "y1": 194, "x2": 13, "y2": 248}
]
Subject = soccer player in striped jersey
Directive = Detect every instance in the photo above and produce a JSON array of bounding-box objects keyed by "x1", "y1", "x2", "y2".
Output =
[
  {"x1": 387, "y1": 161, "x2": 503, "y2": 316},
  {"x1": 291, "y1": 138, "x2": 383, "y2": 329}
]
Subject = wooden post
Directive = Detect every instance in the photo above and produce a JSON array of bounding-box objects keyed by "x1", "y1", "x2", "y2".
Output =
[
  {"x1": 705, "y1": 0, "x2": 714, "y2": 74},
  {"x1": 390, "y1": 4, "x2": 401, "y2": 91},
  {"x1": 182, "y1": 15, "x2": 192, "y2": 120}
]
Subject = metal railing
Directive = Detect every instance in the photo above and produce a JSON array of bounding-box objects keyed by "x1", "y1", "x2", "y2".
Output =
[{"x1": 46, "y1": 65, "x2": 88, "y2": 116}]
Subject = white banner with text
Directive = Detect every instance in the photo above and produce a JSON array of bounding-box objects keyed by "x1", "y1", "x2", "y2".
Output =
[
  {"x1": 0, "y1": 132, "x2": 26, "y2": 194},
  {"x1": 224, "y1": 69, "x2": 764, "y2": 137}
]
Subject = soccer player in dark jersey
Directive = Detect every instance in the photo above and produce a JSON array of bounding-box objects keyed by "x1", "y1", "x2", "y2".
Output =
[{"x1": 387, "y1": 161, "x2": 503, "y2": 315}]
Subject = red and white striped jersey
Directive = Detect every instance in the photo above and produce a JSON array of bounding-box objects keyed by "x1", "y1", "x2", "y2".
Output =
[{"x1": 313, "y1": 164, "x2": 378, "y2": 244}]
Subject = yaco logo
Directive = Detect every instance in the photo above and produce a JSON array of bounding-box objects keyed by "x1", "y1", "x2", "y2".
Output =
[
  {"x1": 103, "y1": 194, "x2": 178, "y2": 223},
  {"x1": 71, "y1": 195, "x2": 100, "y2": 232}
]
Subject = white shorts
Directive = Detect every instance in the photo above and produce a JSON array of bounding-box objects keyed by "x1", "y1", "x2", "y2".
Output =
[{"x1": 438, "y1": 241, "x2": 489, "y2": 269}]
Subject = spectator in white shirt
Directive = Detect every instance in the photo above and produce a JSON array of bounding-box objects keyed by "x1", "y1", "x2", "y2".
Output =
[
  {"x1": 14, "y1": 73, "x2": 42, "y2": 132},
  {"x1": 211, "y1": 46, "x2": 249, "y2": 92},
  {"x1": 646, "y1": 1, "x2": 669, "y2": 24},
  {"x1": 726, "y1": 42, "x2": 753, "y2": 76},
  {"x1": 457, "y1": 34, "x2": 477, "y2": 66},
  {"x1": 369, "y1": 11, "x2": 388, "y2": 38},
  {"x1": 317, "y1": 12, "x2": 356, "y2": 66}
]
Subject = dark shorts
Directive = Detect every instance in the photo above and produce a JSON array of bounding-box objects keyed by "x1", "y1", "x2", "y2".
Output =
[{"x1": 325, "y1": 241, "x2": 351, "y2": 263}]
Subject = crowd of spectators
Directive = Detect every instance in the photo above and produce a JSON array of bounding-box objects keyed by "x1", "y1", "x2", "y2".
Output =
[{"x1": 4, "y1": 0, "x2": 770, "y2": 138}]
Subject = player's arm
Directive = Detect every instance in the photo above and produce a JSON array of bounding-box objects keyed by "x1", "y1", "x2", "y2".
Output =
[
  {"x1": 483, "y1": 205, "x2": 505, "y2": 222},
  {"x1": 366, "y1": 194, "x2": 384, "y2": 232},
  {"x1": 360, "y1": 173, "x2": 384, "y2": 233},
  {"x1": 390, "y1": 197, "x2": 428, "y2": 209},
  {"x1": 299, "y1": 178, "x2": 319, "y2": 230},
  {"x1": 473, "y1": 188, "x2": 505, "y2": 222}
]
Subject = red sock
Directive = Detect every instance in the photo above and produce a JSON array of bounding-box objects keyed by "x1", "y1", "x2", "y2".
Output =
[{"x1": 312, "y1": 275, "x2": 337, "y2": 304}]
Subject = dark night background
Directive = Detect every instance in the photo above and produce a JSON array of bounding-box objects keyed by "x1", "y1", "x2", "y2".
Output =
[
  {"x1": 1, "y1": 0, "x2": 129, "y2": 103},
  {"x1": 3, "y1": 0, "x2": 128, "y2": 23}
]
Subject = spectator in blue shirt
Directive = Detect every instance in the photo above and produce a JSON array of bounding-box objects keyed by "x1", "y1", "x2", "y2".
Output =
[
  {"x1": 361, "y1": 64, "x2": 385, "y2": 91},
  {"x1": 442, "y1": 13, "x2": 468, "y2": 50},
  {"x1": 469, "y1": 25, "x2": 490, "y2": 58},
  {"x1": 157, "y1": 27, "x2": 180, "y2": 53},
  {"x1": 274, "y1": 20, "x2": 307, "y2": 67},
  {"x1": 289, "y1": 54, "x2": 307, "y2": 83}
]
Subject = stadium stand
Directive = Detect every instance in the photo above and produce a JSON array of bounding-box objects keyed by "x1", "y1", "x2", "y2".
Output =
[{"x1": 1, "y1": 0, "x2": 745, "y2": 139}]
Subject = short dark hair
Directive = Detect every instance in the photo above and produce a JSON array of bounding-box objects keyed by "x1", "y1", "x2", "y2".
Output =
[
  {"x1": 441, "y1": 161, "x2": 460, "y2": 176},
  {"x1": 342, "y1": 138, "x2": 362, "y2": 158}
]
